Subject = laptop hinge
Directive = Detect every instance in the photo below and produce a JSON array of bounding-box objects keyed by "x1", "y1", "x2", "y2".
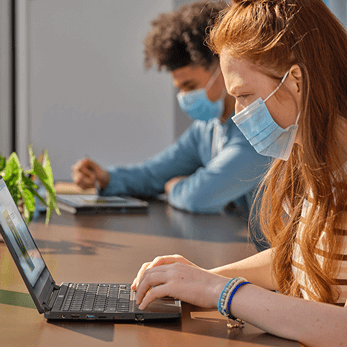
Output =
[
  {"x1": 42, "y1": 303, "x2": 51, "y2": 312},
  {"x1": 43, "y1": 282, "x2": 60, "y2": 312}
]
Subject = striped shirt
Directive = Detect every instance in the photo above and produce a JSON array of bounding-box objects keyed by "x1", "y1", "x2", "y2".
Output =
[{"x1": 292, "y1": 164, "x2": 347, "y2": 305}]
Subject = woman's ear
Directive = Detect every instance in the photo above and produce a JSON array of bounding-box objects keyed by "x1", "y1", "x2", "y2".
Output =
[{"x1": 289, "y1": 64, "x2": 302, "y2": 95}]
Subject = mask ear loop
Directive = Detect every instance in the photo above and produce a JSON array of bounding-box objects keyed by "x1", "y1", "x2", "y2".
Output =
[
  {"x1": 264, "y1": 70, "x2": 302, "y2": 126},
  {"x1": 205, "y1": 67, "x2": 227, "y2": 102},
  {"x1": 219, "y1": 88, "x2": 227, "y2": 100},
  {"x1": 294, "y1": 111, "x2": 301, "y2": 125},
  {"x1": 264, "y1": 71, "x2": 290, "y2": 103},
  {"x1": 205, "y1": 67, "x2": 221, "y2": 92},
  {"x1": 177, "y1": 66, "x2": 222, "y2": 98}
]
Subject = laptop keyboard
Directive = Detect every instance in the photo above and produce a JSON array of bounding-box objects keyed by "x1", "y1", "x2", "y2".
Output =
[{"x1": 56, "y1": 283, "x2": 131, "y2": 313}]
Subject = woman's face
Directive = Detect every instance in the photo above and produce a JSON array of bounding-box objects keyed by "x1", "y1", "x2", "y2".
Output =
[{"x1": 220, "y1": 49, "x2": 302, "y2": 141}]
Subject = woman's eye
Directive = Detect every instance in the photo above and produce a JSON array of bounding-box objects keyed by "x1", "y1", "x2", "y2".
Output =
[{"x1": 237, "y1": 95, "x2": 248, "y2": 100}]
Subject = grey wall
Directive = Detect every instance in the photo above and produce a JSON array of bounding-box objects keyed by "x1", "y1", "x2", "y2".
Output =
[
  {"x1": 0, "y1": 0, "x2": 12, "y2": 157},
  {"x1": 24, "y1": 0, "x2": 176, "y2": 180},
  {"x1": 173, "y1": 0, "x2": 194, "y2": 138},
  {"x1": 14, "y1": 0, "x2": 347, "y2": 180},
  {"x1": 328, "y1": 1, "x2": 347, "y2": 27}
]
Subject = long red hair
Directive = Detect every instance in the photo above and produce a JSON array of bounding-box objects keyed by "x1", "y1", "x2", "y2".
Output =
[{"x1": 210, "y1": 0, "x2": 347, "y2": 303}]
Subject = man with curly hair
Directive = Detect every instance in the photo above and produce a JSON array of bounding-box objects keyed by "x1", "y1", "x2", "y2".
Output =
[{"x1": 72, "y1": 1, "x2": 269, "y2": 244}]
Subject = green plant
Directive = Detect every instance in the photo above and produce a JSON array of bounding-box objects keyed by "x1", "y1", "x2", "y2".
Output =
[{"x1": 0, "y1": 146, "x2": 60, "y2": 224}]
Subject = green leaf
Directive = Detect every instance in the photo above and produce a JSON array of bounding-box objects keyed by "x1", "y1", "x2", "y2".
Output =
[
  {"x1": 0, "y1": 154, "x2": 6, "y2": 172},
  {"x1": 3, "y1": 153, "x2": 21, "y2": 183},
  {"x1": 31, "y1": 149, "x2": 60, "y2": 223},
  {"x1": 21, "y1": 175, "x2": 46, "y2": 206},
  {"x1": 1, "y1": 147, "x2": 60, "y2": 224},
  {"x1": 43, "y1": 151, "x2": 54, "y2": 186},
  {"x1": 13, "y1": 174, "x2": 30, "y2": 225},
  {"x1": 28, "y1": 145, "x2": 35, "y2": 170},
  {"x1": 22, "y1": 188, "x2": 35, "y2": 224},
  {"x1": 21, "y1": 174, "x2": 38, "y2": 190},
  {"x1": 7, "y1": 183, "x2": 19, "y2": 206},
  {"x1": 31, "y1": 157, "x2": 48, "y2": 185},
  {"x1": 3, "y1": 154, "x2": 24, "y2": 206},
  {"x1": 42, "y1": 151, "x2": 60, "y2": 220},
  {"x1": 45, "y1": 198, "x2": 53, "y2": 225},
  {"x1": 23, "y1": 207, "x2": 33, "y2": 224},
  {"x1": 21, "y1": 182, "x2": 36, "y2": 213}
]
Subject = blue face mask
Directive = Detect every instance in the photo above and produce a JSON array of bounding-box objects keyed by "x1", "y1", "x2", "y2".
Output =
[
  {"x1": 177, "y1": 68, "x2": 226, "y2": 121},
  {"x1": 232, "y1": 71, "x2": 301, "y2": 161}
]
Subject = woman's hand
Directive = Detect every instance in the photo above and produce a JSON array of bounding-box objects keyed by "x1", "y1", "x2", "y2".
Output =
[
  {"x1": 131, "y1": 254, "x2": 199, "y2": 291},
  {"x1": 133, "y1": 257, "x2": 229, "y2": 310}
]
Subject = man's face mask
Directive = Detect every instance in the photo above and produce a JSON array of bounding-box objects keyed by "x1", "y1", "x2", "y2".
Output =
[
  {"x1": 177, "y1": 67, "x2": 226, "y2": 121},
  {"x1": 232, "y1": 71, "x2": 301, "y2": 161}
]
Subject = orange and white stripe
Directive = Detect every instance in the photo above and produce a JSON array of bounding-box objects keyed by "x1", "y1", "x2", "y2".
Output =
[{"x1": 292, "y1": 186, "x2": 347, "y2": 306}]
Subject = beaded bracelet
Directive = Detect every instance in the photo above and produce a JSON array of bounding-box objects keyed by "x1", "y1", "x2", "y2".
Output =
[
  {"x1": 218, "y1": 278, "x2": 238, "y2": 316},
  {"x1": 226, "y1": 280, "x2": 251, "y2": 319},
  {"x1": 219, "y1": 277, "x2": 244, "y2": 317},
  {"x1": 218, "y1": 277, "x2": 251, "y2": 328}
]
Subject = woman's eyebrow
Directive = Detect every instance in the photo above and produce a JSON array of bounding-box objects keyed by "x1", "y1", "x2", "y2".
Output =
[{"x1": 230, "y1": 84, "x2": 249, "y2": 96}]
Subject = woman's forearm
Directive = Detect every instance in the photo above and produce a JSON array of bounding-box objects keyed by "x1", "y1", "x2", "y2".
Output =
[
  {"x1": 231, "y1": 284, "x2": 347, "y2": 347},
  {"x1": 209, "y1": 248, "x2": 278, "y2": 290}
]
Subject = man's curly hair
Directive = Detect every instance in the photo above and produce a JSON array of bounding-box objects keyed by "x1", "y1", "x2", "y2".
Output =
[{"x1": 144, "y1": 1, "x2": 227, "y2": 71}]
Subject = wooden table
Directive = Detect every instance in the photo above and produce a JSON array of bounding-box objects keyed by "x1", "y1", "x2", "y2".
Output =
[{"x1": 0, "y1": 200, "x2": 300, "y2": 346}]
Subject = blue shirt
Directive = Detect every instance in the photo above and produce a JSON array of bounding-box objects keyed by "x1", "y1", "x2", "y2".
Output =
[{"x1": 100, "y1": 116, "x2": 270, "y2": 214}]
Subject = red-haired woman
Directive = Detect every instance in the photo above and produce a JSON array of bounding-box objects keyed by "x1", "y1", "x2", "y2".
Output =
[{"x1": 132, "y1": 1, "x2": 347, "y2": 345}]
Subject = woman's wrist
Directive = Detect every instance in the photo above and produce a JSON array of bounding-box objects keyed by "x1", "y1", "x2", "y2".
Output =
[
  {"x1": 213, "y1": 278, "x2": 230, "y2": 308},
  {"x1": 218, "y1": 277, "x2": 251, "y2": 320}
]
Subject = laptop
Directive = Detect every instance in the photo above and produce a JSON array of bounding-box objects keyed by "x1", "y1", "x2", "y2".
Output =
[
  {"x1": 56, "y1": 194, "x2": 149, "y2": 215},
  {"x1": 0, "y1": 177, "x2": 181, "y2": 321}
]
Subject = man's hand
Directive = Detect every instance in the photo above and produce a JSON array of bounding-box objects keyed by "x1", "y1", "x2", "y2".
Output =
[
  {"x1": 164, "y1": 176, "x2": 187, "y2": 194},
  {"x1": 71, "y1": 157, "x2": 110, "y2": 191}
]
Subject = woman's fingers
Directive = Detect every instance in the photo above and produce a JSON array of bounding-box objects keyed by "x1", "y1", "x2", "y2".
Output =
[
  {"x1": 138, "y1": 284, "x2": 171, "y2": 310},
  {"x1": 131, "y1": 255, "x2": 194, "y2": 290},
  {"x1": 135, "y1": 270, "x2": 171, "y2": 307},
  {"x1": 131, "y1": 262, "x2": 151, "y2": 290},
  {"x1": 135, "y1": 263, "x2": 229, "y2": 310},
  {"x1": 131, "y1": 257, "x2": 172, "y2": 290}
]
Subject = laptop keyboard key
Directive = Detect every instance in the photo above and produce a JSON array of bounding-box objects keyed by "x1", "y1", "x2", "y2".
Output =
[
  {"x1": 119, "y1": 294, "x2": 130, "y2": 301},
  {"x1": 58, "y1": 283, "x2": 135, "y2": 315},
  {"x1": 94, "y1": 307, "x2": 105, "y2": 312}
]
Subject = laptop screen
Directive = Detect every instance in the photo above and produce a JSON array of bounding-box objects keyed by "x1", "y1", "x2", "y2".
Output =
[{"x1": 0, "y1": 179, "x2": 46, "y2": 287}]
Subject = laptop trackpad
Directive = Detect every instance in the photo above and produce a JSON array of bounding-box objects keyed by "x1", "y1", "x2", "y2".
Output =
[{"x1": 132, "y1": 297, "x2": 181, "y2": 314}]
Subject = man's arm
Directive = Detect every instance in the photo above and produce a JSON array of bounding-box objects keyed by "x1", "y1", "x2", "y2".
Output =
[
  {"x1": 100, "y1": 123, "x2": 203, "y2": 197},
  {"x1": 168, "y1": 124, "x2": 270, "y2": 213}
]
